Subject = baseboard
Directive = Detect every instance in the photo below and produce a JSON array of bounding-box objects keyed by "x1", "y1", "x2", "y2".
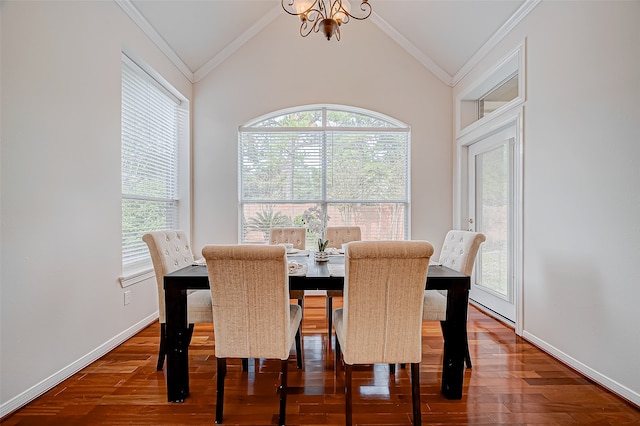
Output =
[
  {"x1": 0, "y1": 313, "x2": 159, "y2": 419},
  {"x1": 522, "y1": 330, "x2": 640, "y2": 408},
  {"x1": 469, "y1": 299, "x2": 515, "y2": 329}
]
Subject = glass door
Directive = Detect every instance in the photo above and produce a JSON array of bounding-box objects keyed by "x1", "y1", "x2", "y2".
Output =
[{"x1": 468, "y1": 124, "x2": 516, "y2": 323}]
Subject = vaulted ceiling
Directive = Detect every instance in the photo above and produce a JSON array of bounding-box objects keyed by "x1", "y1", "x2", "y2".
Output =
[{"x1": 118, "y1": 0, "x2": 538, "y2": 86}]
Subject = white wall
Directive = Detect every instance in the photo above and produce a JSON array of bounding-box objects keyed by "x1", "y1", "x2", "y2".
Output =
[
  {"x1": 191, "y1": 15, "x2": 453, "y2": 254},
  {"x1": 454, "y1": 1, "x2": 640, "y2": 404},
  {"x1": 0, "y1": 1, "x2": 192, "y2": 414}
]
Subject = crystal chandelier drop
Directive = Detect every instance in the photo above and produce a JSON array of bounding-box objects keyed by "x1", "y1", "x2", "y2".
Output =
[{"x1": 281, "y1": 0, "x2": 372, "y2": 41}]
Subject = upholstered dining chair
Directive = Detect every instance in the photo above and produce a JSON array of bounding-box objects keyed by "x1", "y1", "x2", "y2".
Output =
[
  {"x1": 333, "y1": 240, "x2": 433, "y2": 426},
  {"x1": 142, "y1": 230, "x2": 213, "y2": 371},
  {"x1": 201, "y1": 244, "x2": 303, "y2": 426},
  {"x1": 423, "y1": 230, "x2": 486, "y2": 368},
  {"x1": 269, "y1": 227, "x2": 307, "y2": 307},
  {"x1": 324, "y1": 226, "x2": 361, "y2": 340},
  {"x1": 268, "y1": 227, "x2": 306, "y2": 249}
]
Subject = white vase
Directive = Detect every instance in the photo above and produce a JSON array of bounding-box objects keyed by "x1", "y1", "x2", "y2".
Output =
[{"x1": 314, "y1": 251, "x2": 329, "y2": 262}]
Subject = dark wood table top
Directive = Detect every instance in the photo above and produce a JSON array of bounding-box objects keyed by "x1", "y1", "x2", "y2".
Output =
[{"x1": 164, "y1": 255, "x2": 469, "y2": 291}]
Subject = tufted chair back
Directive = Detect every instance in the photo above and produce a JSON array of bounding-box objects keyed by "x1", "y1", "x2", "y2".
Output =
[
  {"x1": 201, "y1": 244, "x2": 302, "y2": 360},
  {"x1": 142, "y1": 230, "x2": 213, "y2": 370},
  {"x1": 325, "y1": 226, "x2": 361, "y2": 248},
  {"x1": 268, "y1": 227, "x2": 306, "y2": 250},
  {"x1": 143, "y1": 230, "x2": 194, "y2": 323},
  {"x1": 423, "y1": 230, "x2": 486, "y2": 321},
  {"x1": 143, "y1": 230, "x2": 213, "y2": 326},
  {"x1": 439, "y1": 230, "x2": 487, "y2": 276}
]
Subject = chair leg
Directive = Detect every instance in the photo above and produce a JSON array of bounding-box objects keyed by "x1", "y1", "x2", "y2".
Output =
[
  {"x1": 464, "y1": 321, "x2": 472, "y2": 368},
  {"x1": 279, "y1": 359, "x2": 288, "y2": 426},
  {"x1": 334, "y1": 336, "x2": 342, "y2": 374},
  {"x1": 159, "y1": 323, "x2": 194, "y2": 371},
  {"x1": 345, "y1": 364, "x2": 353, "y2": 426},
  {"x1": 157, "y1": 323, "x2": 167, "y2": 371},
  {"x1": 295, "y1": 325, "x2": 303, "y2": 369},
  {"x1": 389, "y1": 363, "x2": 396, "y2": 375},
  {"x1": 241, "y1": 358, "x2": 249, "y2": 372},
  {"x1": 186, "y1": 323, "x2": 195, "y2": 345},
  {"x1": 215, "y1": 358, "x2": 226, "y2": 424},
  {"x1": 410, "y1": 362, "x2": 422, "y2": 426},
  {"x1": 327, "y1": 295, "x2": 333, "y2": 339}
]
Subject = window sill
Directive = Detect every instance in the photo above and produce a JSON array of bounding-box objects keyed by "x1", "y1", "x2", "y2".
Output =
[{"x1": 119, "y1": 267, "x2": 155, "y2": 288}]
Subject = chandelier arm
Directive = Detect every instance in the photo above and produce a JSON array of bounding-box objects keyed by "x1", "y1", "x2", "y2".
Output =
[
  {"x1": 299, "y1": 19, "x2": 317, "y2": 37},
  {"x1": 344, "y1": 1, "x2": 372, "y2": 21}
]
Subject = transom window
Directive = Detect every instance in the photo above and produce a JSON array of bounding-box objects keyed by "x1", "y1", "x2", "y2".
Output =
[{"x1": 239, "y1": 105, "x2": 410, "y2": 248}]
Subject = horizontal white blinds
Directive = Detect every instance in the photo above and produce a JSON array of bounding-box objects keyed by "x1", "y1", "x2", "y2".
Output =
[
  {"x1": 239, "y1": 107, "x2": 410, "y2": 245},
  {"x1": 240, "y1": 130, "x2": 408, "y2": 202},
  {"x1": 121, "y1": 58, "x2": 180, "y2": 268},
  {"x1": 241, "y1": 131, "x2": 323, "y2": 201}
]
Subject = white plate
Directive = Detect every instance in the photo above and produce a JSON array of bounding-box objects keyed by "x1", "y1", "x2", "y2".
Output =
[{"x1": 287, "y1": 249, "x2": 299, "y2": 254}]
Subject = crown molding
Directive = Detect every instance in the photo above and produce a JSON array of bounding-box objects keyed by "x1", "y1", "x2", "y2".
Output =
[
  {"x1": 115, "y1": 0, "x2": 195, "y2": 83},
  {"x1": 116, "y1": 0, "x2": 540, "y2": 88},
  {"x1": 193, "y1": 6, "x2": 281, "y2": 83},
  {"x1": 370, "y1": 12, "x2": 454, "y2": 87},
  {"x1": 452, "y1": 0, "x2": 540, "y2": 86}
]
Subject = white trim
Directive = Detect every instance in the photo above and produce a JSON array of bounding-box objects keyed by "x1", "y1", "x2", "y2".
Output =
[
  {"x1": 456, "y1": 42, "x2": 526, "y2": 138},
  {"x1": 370, "y1": 12, "x2": 452, "y2": 86},
  {"x1": 455, "y1": 108, "x2": 524, "y2": 334},
  {"x1": 193, "y1": 6, "x2": 282, "y2": 83},
  {"x1": 522, "y1": 331, "x2": 640, "y2": 407},
  {"x1": 119, "y1": 267, "x2": 155, "y2": 288},
  {"x1": 0, "y1": 313, "x2": 159, "y2": 418},
  {"x1": 115, "y1": 0, "x2": 195, "y2": 83},
  {"x1": 452, "y1": 0, "x2": 540, "y2": 86}
]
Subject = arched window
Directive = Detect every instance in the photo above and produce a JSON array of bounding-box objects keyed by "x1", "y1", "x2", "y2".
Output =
[{"x1": 239, "y1": 105, "x2": 410, "y2": 248}]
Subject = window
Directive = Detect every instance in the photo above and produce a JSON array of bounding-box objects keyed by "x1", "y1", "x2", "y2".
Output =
[
  {"x1": 457, "y1": 43, "x2": 525, "y2": 136},
  {"x1": 239, "y1": 105, "x2": 410, "y2": 248},
  {"x1": 121, "y1": 54, "x2": 186, "y2": 274}
]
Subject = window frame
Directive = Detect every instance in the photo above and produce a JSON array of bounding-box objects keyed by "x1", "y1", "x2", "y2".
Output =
[
  {"x1": 120, "y1": 52, "x2": 190, "y2": 286},
  {"x1": 238, "y1": 105, "x2": 411, "y2": 247}
]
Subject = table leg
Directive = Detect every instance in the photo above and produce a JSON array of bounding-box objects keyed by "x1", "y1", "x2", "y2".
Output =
[
  {"x1": 439, "y1": 288, "x2": 468, "y2": 399},
  {"x1": 164, "y1": 284, "x2": 190, "y2": 402}
]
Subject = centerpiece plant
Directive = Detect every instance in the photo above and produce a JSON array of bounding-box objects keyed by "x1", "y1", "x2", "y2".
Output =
[{"x1": 302, "y1": 206, "x2": 330, "y2": 253}]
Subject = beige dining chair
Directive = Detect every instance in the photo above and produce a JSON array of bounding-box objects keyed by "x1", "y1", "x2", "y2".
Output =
[
  {"x1": 423, "y1": 230, "x2": 486, "y2": 368},
  {"x1": 324, "y1": 226, "x2": 361, "y2": 340},
  {"x1": 333, "y1": 240, "x2": 433, "y2": 426},
  {"x1": 142, "y1": 230, "x2": 213, "y2": 371},
  {"x1": 201, "y1": 244, "x2": 303, "y2": 425},
  {"x1": 268, "y1": 227, "x2": 306, "y2": 249},
  {"x1": 269, "y1": 227, "x2": 307, "y2": 307}
]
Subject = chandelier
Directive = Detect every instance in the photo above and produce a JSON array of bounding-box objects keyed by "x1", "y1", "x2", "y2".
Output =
[{"x1": 281, "y1": 0, "x2": 372, "y2": 41}]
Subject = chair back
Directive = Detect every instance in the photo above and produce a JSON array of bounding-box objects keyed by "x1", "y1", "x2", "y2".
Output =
[
  {"x1": 201, "y1": 244, "x2": 294, "y2": 360},
  {"x1": 341, "y1": 240, "x2": 433, "y2": 365},
  {"x1": 439, "y1": 230, "x2": 487, "y2": 275},
  {"x1": 142, "y1": 230, "x2": 194, "y2": 323},
  {"x1": 268, "y1": 227, "x2": 306, "y2": 250},
  {"x1": 325, "y1": 226, "x2": 361, "y2": 248}
]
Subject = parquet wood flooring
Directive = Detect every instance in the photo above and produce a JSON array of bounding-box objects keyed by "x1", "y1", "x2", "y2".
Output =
[{"x1": 2, "y1": 296, "x2": 639, "y2": 425}]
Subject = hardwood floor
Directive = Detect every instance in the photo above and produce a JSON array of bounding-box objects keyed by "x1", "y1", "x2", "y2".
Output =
[{"x1": 3, "y1": 296, "x2": 639, "y2": 425}]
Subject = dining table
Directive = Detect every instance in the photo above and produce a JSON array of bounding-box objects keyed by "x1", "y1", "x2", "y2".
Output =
[{"x1": 163, "y1": 253, "x2": 470, "y2": 403}]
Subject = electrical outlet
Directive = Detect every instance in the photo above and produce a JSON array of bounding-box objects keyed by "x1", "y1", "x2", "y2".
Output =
[{"x1": 124, "y1": 290, "x2": 132, "y2": 306}]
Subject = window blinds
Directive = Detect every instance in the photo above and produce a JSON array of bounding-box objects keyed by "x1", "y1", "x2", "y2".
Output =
[
  {"x1": 239, "y1": 107, "x2": 410, "y2": 245},
  {"x1": 121, "y1": 56, "x2": 180, "y2": 269}
]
